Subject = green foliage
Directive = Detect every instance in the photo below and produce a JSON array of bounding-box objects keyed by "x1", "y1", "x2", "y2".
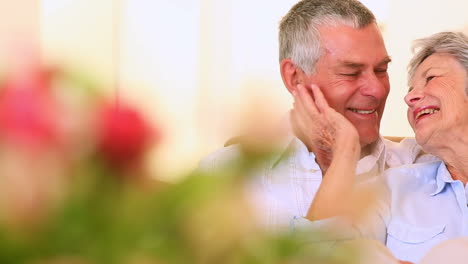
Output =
[{"x1": 0, "y1": 152, "x2": 360, "y2": 264}]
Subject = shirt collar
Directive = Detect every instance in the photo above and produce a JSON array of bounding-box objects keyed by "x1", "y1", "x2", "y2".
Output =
[
  {"x1": 271, "y1": 111, "x2": 386, "y2": 172},
  {"x1": 268, "y1": 132, "x2": 296, "y2": 169},
  {"x1": 431, "y1": 162, "x2": 454, "y2": 196},
  {"x1": 269, "y1": 136, "x2": 320, "y2": 171},
  {"x1": 292, "y1": 137, "x2": 321, "y2": 171},
  {"x1": 356, "y1": 136, "x2": 386, "y2": 175},
  {"x1": 270, "y1": 135, "x2": 385, "y2": 173}
]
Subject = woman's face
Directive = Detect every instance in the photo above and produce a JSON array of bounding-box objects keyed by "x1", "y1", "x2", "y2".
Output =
[{"x1": 404, "y1": 53, "x2": 468, "y2": 149}]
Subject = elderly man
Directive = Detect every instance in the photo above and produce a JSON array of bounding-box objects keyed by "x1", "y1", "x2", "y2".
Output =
[{"x1": 201, "y1": 0, "x2": 432, "y2": 230}]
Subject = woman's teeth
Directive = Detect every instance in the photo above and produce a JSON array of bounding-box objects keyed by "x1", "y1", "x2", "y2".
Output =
[{"x1": 416, "y1": 108, "x2": 439, "y2": 119}]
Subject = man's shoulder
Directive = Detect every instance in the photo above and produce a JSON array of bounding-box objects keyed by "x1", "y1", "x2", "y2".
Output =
[
  {"x1": 198, "y1": 141, "x2": 305, "y2": 229},
  {"x1": 199, "y1": 138, "x2": 315, "y2": 185},
  {"x1": 198, "y1": 144, "x2": 242, "y2": 171},
  {"x1": 383, "y1": 137, "x2": 438, "y2": 167}
]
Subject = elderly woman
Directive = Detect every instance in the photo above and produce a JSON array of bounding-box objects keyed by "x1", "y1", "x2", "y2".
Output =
[{"x1": 291, "y1": 31, "x2": 468, "y2": 264}]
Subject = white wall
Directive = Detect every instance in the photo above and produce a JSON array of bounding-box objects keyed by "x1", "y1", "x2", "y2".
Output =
[
  {"x1": 381, "y1": 0, "x2": 468, "y2": 137},
  {"x1": 37, "y1": 0, "x2": 468, "y2": 179}
]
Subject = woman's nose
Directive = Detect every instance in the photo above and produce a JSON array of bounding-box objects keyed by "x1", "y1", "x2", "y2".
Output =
[{"x1": 404, "y1": 87, "x2": 424, "y2": 107}]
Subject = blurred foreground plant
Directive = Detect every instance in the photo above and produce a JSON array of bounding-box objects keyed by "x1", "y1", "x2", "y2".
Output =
[{"x1": 0, "y1": 58, "x2": 361, "y2": 264}]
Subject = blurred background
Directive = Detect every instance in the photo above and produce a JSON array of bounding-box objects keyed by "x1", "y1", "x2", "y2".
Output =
[{"x1": 1, "y1": 0, "x2": 467, "y2": 181}]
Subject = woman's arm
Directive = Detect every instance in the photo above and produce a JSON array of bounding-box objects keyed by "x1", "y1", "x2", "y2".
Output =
[{"x1": 291, "y1": 84, "x2": 360, "y2": 220}]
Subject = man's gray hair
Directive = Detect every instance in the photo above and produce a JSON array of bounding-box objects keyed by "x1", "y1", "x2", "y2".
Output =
[
  {"x1": 408, "y1": 31, "x2": 468, "y2": 94},
  {"x1": 279, "y1": 0, "x2": 376, "y2": 75}
]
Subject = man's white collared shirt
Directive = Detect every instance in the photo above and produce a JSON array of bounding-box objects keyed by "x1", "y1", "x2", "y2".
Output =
[{"x1": 200, "y1": 136, "x2": 434, "y2": 231}]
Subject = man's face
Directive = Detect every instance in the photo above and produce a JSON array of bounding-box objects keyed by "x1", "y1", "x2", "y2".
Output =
[{"x1": 303, "y1": 23, "x2": 390, "y2": 148}]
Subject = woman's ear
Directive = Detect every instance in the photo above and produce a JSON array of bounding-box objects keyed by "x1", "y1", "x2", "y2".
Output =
[{"x1": 280, "y1": 58, "x2": 306, "y2": 94}]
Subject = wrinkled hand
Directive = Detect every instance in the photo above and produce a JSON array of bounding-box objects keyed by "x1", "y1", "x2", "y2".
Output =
[{"x1": 291, "y1": 84, "x2": 359, "y2": 172}]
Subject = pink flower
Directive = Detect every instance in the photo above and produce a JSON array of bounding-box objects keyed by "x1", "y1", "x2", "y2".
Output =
[{"x1": 0, "y1": 68, "x2": 62, "y2": 153}]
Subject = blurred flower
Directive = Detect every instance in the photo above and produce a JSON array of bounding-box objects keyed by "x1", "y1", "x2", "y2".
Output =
[
  {"x1": 95, "y1": 101, "x2": 158, "y2": 171},
  {"x1": 0, "y1": 64, "x2": 72, "y2": 228},
  {"x1": 234, "y1": 99, "x2": 290, "y2": 169},
  {"x1": 0, "y1": 67, "x2": 63, "y2": 153}
]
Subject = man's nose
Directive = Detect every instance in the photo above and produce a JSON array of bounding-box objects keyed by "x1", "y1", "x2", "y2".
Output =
[
  {"x1": 360, "y1": 72, "x2": 388, "y2": 99},
  {"x1": 404, "y1": 87, "x2": 423, "y2": 107}
]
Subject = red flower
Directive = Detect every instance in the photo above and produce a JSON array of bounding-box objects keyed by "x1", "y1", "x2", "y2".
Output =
[{"x1": 96, "y1": 101, "x2": 157, "y2": 169}]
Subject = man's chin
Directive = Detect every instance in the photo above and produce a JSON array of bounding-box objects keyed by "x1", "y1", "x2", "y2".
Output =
[{"x1": 358, "y1": 132, "x2": 380, "y2": 149}]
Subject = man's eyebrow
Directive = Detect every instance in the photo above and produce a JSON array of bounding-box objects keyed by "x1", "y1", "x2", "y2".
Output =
[
  {"x1": 336, "y1": 56, "x2": 392, "y2": 69},
  {"x1": 378, "y1": 56, "x2": 392, "y2": 66},
  {"x1": 337, "y1": 61, "x2": 365, "y2": 68}
]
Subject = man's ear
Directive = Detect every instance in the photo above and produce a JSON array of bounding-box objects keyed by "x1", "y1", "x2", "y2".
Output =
[{"x1": 280, "y1": 58, "x2": 307, "y2": 94}]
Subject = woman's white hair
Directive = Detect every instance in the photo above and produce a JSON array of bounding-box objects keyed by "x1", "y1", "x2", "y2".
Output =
[{"x1": 408, "y1": 31, "x2": 468, "y2": 94}]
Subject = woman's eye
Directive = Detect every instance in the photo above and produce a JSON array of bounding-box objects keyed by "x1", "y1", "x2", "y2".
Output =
[{"x1": 426, "y1": 76, "x2": 435, "y2": 83}]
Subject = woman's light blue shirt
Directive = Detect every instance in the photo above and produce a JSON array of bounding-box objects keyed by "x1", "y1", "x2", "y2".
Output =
[{"x1": 294, "y1": 160, "x2": 468, "y2": 263}]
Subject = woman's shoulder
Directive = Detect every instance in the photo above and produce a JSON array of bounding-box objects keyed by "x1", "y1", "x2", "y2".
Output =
[{"x1": 384, "y1": 160, "x2": 444, "y2": 186}]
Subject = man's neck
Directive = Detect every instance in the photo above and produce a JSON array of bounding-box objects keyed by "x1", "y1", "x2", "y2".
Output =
[{"x1": 360, "y1": 141, "x2": 377, "y2": 159}]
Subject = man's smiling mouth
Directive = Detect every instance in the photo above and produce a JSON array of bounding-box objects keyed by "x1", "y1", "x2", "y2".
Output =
[{"x1": 349, "y1": 108, "x2": 376, "y2": 114}]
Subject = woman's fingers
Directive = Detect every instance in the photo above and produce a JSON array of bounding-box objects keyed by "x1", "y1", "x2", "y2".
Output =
[
  {"x1": 291, "y1": 104, "x2": 313, "y2": 135},
  {"x1": 296, "y1": 84, "x2": 319, "y2": 115},
  {"x1": 292, "y1": 87, "x2": 313, "y2": 125},
  {"x1": 309, "y1": 84, "x2": 330, "y2": 113}
]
